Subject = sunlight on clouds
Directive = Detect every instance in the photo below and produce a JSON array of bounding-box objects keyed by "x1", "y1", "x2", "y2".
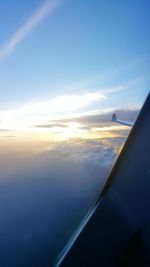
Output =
[
  {"x1": 90, "y1": 125, "x2": 129, "y2": 132},
  {"x1": 0, "y1": 120, "x2": 127, "y2": 150},
  {"x1": 47, "y1": 122, "x2": 87, "y2": 139},
  {"x1": 20, "y1": 93, "x2": 106, "y2": 114},
  {"x1": 0, "y1": 92, "x2": 106, "y2": 131},
  {"x1": 40, "y1": 123, "x2": 123, "y2": 140},
  {"x1": 0, "y1": 90, "x2": 130, "y2": 142},
  {"x1": 60, "y1": 122, "x2": 86, "y2": 139},
  {"x1": 66, "y1": 122, "x2": 82, "y2": 129}
]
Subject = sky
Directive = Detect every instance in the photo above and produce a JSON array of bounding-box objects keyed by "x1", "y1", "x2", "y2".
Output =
[
  {"x1": 0, "y1": 2, "x2": 149, "y2": 264},
  {"x1": 0, "y1": 0, "x2": 149, "y2": 134}
]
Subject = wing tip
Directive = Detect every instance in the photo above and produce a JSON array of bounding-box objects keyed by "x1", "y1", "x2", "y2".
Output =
[{"x1": 112, "y1": 113, "x2": 117, "y2": 121}]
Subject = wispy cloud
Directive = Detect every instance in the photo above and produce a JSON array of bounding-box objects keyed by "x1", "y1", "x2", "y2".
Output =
[
  {"x1": 19, "y1": 92, "x2": 106, "y2": 114},
  {"x1": 0, "y1": 0, "x2": 63, "y2": 61},
  {"x1": 0, "y1": 82, "x2": 139, "y2": 131},
  {"x1": 0, "y1": 91, "x2": 106, "y2": 130},
  {"x1": 101, "y1": 86, "x2": 124, "y2": 95}
]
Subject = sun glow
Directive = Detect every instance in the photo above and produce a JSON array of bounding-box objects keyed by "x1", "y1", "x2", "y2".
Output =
[
  {"x1": 0, "y1": 94, "x2": 128, "y2": 142},
  {"x1": 0, "y1": 92, "x2": 106, "y2": 131},
  {"x1": 46, "y1": 121, "x2": 87, "y2": 139}
]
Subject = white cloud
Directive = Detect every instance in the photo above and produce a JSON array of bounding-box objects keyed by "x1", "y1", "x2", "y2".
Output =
[
  {"x1": 20, "y1": 92, "x2": 106, "y2": 114},
  {"x1": 101, "y1": 86, "x2": 124, "y2": 95},
  {"x1": 90, "y1": 125, "x2": 129, "y2": 132},
  {"x1": 0, "y1": 0, "x2": 63, "y2": 61},
  {"x1": 0, "y1": 92, "x2": 106, "y2": 130},
  {"x1": 49, "y1": 139, "x2": 117, "y2": 169}
]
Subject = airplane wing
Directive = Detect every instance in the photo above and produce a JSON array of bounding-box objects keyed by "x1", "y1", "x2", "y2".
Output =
[
  {"x1": 55, "y1": 92, "x2": 150, "y2": 267},
  {"x1": 112, "y1": 113, "x2": 133, "y2": 127}
]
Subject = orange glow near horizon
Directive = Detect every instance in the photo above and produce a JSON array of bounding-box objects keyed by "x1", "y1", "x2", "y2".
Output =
[
  {"x1": 0, "y1": 122, "x2": 129, "y2": 178},
  {"x1": 0, "y1": 122, "x2": 128, "y2": 147}
]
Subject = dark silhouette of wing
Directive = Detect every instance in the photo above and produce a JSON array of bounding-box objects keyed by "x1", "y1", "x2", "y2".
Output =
[{"x1": 56, "y1": 92, "x2": 150, "y2": 267}]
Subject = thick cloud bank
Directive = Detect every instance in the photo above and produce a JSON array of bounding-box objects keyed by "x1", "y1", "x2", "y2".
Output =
[{"x1": 0, "y1": 137, "x2": 125, "y2": 266}]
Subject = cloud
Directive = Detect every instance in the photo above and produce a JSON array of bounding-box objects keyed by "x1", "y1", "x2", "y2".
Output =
[
  {"x1": 0, "y1": 137, "x2": 121, "y2": 266},
  {"x1": 0, "y1": 0, "x2": 63, "y2": 61},
  {"x1": 36, "y1": 108, "x2": 139, "y2": 129},
  {"x1": 32, "y1": 107, "x2": 138, "y2": 140},
  {"x1": 50, "y1": 139, "x2": 117, "y2": 168},
  {"x1": 37, "y1": 123, "x2": 69, "y2": 129},
  {"x1": 0, "y1": 83, "x2": 139, "y2": 131},
  {"x1": 0, "y1": 92, "x2": 106, "y2": 130},
  {"x1": 101, "y1": 86, "x2": 124, "y2": 95},
  {"x1": 20, "y1": 92, "x2": 106, "y2": 114}
]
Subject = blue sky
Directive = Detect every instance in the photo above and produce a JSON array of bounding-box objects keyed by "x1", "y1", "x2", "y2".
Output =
[{"x1": 0, "y1": 0, "x2": 149, "y2": 130}]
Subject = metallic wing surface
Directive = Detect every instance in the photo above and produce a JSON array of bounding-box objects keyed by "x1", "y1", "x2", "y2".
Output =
[{"x1": 112, "y1": 113, "x2": 133, "y2": 127}]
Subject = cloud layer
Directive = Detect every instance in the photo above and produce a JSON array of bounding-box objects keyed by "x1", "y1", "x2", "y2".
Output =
[
  {"x1": 0, "y1": 92, "x2": 106, "y2": 130},
  {"x1": 0, "y1": 136, "x2": 122, "y2": 266}
]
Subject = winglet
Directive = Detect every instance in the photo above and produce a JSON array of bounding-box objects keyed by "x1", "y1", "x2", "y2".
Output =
[
  {"x1": 112, "y1": 113, "x2": 117, "y2": 122},
  {"x1": 112, "y1": 113, "x2": 133, "y2": 127}
]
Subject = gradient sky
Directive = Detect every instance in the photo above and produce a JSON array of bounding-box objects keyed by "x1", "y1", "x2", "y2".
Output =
[
  {"x1": 0, "y1": 2, "x2": 149, "y2": 264},
  {"x1": 0, "y1": 0, "x2": 149, "y2": 131}
]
